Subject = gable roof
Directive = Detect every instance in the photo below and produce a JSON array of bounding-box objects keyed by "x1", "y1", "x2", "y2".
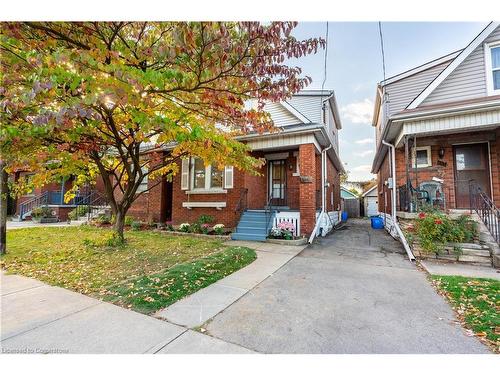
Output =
[
  {"x1": 407, "y1": 22, "x2": 500, "y2": 110},
  {"x1": 340, "y1": 187, "x2": 358, "y2": 199},
  {"x1": 361, "y1": 184, "x2": 377, "y2": 197}
]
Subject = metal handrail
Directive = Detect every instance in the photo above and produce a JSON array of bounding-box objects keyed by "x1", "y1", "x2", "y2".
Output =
[
  {"x1": 235, "y1": 188, "x2": 248, "y2": 212},
  {"x1": 265, "y1": 191, "x2": 277, "y2": 235},
  {"x1": 470, "y1": 181, "x2": 500, "y2": 244},
  {"x1": 19, "y1": 191, "x2": 49, "y2": 219}
]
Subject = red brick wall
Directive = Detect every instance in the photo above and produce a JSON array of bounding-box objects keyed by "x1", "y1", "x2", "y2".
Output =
[
  {"x1": 378, "y1": 129, "x2": 500, "y2": 212},
  {"x1": 491, "y1": 129, "x2": 500, "y2": 206},
  {"x1": 377, "y1": 153, "x2": 392, "y2": 214},
  {"x1": 326, "y1": 157, "x2": 341, "y2": 212},
  {"x1": 299, "y1": 143, "x2": 317, "y2": 235}
]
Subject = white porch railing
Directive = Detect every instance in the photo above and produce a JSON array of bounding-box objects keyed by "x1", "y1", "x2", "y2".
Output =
[{"x1": 273, "y1": 211, "x2": 300, "y2": 236}]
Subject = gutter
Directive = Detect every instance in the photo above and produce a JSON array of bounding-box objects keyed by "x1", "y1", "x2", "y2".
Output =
[
  {"x1": 308, "y1": 144, "x2": 333, "y2": 244},
  {"x1": 381, "y1": 140, "x2": 415, "y2": 262}
]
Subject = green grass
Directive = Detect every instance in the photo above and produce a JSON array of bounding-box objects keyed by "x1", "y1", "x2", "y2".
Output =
[
  {"x1": 432, "y1": 275, "x2": 499, "y2": 352},
  {"x1": 1, "y1": 226, "x2": 256, "y2": 313},
  {"x1": 104, "y1": 246, "x2": 256, "y2": 314}
]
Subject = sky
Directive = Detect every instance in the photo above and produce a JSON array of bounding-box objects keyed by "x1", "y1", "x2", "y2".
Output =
[{"x1": 289, "y1": 22, "x2": 486, "y2": 181}]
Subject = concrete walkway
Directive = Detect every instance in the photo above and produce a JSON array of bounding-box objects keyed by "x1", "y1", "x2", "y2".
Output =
[
  {"x1": 420, "y1": 260, "x2": 500, "y2": 280},
  {"x1": 0, "y1": 272, "x2": 253, "y2": 354},
  {"x1": 154, "y1": 241, "x2": 305, "y2": 327},
  {"x1": 204, "y1": 219, "x2": 490, "y2": 353}
]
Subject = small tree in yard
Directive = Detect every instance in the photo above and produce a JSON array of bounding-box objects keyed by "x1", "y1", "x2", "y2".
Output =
[{"x1": 0, "y1": 22, "x2": 324, "y2": 243}]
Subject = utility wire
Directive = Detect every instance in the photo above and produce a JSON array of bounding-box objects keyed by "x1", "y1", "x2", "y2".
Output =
[
  {"x1": 320, "y1": 21, "x2": 329, "y2": 117},
  {"x1": 378, "y1": 21, "x2": 386, "y2": 82}
]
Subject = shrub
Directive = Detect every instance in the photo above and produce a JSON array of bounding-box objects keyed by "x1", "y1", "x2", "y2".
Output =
[
  {"x1": 197, "y1": 215, "x2": 214, "y2": 225},
  {"x1": 179, "y1": 223, "x2": 190, "y2": 232},
  {"x1": 131, "y1": 221, "x2": 142, "y2": 231},
  {"x1": 191, "y1": 222, "x2": 202, "y2": 233},
  {"x1": 213, "y1": 223, "x2": 225, "y2": 235},
  {"x1": 201, "y1": 223, "x2": 210, "y2": 234},
  {"x1": 165, "y1": 221, "x2": 174, "y2": 231},
  {"x1": 94, "y1": 214, "x2": 112, "y2": 225},
  {"x1": 31, "y1": 206, "x2": 53, "y2": 219},
  {"x1": 124, "y1": 216, "x2": 134, "y2": 226},
  {"x1": 68, "y1": 206, "x2": 89, "y2": 220},
  {"x1": 414, "y1": 212, "x2": 478, "y2": 254}
]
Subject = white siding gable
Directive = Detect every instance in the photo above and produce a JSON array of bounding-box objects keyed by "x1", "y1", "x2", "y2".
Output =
[
  {"x1": 264, "y1": 102, "x2": 303, "y2": 127},
  {"x1": 288, "y1": 95, "x2": 324, "y2": 123},
  {"x1": 384, "y1": 62, "x2": 450, "y2": 116},
  {"x1": 423, "y1": 25, "x2": 500, "y2": 106}
]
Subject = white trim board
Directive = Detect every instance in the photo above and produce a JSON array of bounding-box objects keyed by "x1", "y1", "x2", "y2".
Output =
[
  {"x1": 281, "y1": 101, "x2": 311, "y2": 124},
  {"x1": 407, "y1": 22, "x2": 500, "y2": 110}
]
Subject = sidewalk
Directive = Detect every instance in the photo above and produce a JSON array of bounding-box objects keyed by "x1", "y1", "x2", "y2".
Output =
[
  {"x1": 6, "y1": 220, "x2": 87, "y2": 230},
  {"x1": 0, "y1": 271, "x2": 254, "y2": 354},
  {"x1": 1, "y1": 240, "x2": 304, "y2": 354},
  {"x1": 154, "y1": 240, "x2": 305, "y2": 327}
]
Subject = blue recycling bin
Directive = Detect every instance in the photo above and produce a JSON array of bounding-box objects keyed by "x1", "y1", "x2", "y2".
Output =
[
  {"x1": 370, "y1": 216, "x2": 384, "y2": 229},
  {"x1": 341, "y1": 211, "x2": 348, "y2": 222}
]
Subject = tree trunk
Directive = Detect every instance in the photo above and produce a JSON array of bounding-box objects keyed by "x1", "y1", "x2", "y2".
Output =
[
  {"x1": 0, "y1": 161, "x2": 8, "y2": 255},
  {"x1": 113, "y1": 208, "x2": 125, "y2": 243}
]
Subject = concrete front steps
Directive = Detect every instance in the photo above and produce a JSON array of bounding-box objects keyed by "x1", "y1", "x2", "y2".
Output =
[
  {"x1": 435, "y1": 243, "x2": 492, "y2": 266},
  {"x1": 231, "y1": 210, "x2": 269, "y2": 242}
]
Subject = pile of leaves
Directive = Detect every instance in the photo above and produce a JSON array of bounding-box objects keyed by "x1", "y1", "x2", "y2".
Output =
[
  {"x1": 103, "y1": 246, "x2": 256, "y2": 314},
  {"x1": 432, "y1": 276, "x2": 499, "y2": 352},
  {"x1": 410, "y1": 212, "x2": 477, "y2": 254}
]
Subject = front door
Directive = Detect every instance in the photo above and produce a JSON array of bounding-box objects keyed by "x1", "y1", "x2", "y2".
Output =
[
  {"x1": 268, "y1": 160, "x2": 287, "y2": 206},
  {"x1": 453, "y1": 143, "x2": 491, "y2": 208}
]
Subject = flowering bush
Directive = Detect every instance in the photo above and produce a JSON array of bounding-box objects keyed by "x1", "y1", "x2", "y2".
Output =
[
  {"x1": 269, "y1": 221, "x2": 295, "y2": 240},
  {"x1": 201, "y1": 223, "x2": 210, "y2": 234},
  {"x1": 213, "y1": 224, "x2": 225, "y2": 235},
  {"x1": 179, "y1": 223, "x2": 190, "y2": 232},
  {"x1": 414, "y1": 212, "x2": 477, "y2": 254}
]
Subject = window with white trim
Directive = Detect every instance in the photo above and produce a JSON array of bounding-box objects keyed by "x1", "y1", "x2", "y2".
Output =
[
  {"x1": 485, "y1": 42, "x2": 500, "y2": 95},
  {"x1": 412, "y1": 146, "x2": 432, "y2": 168},
  {"x1": 191, "y1": 158, "x2": 225, "y2": 191},
  {"x1": 136, "y1": 165, "x2": 148, "y2": 192}
]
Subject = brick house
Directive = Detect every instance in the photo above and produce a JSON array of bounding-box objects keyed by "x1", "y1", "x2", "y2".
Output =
[
  {"x1": 371, "y1": 22, "x2": 500, "y2": 239},
  {"x1": 11, "y1": 171, "x2": 106, "y2": 221},
  {"x1": 128, "y1": 90, "x2": 345, "y2": 240}
]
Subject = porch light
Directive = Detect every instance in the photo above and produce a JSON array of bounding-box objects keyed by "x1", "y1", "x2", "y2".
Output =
[{"x1": 438, "y1": 147, "x2": 445, "y2": 159}]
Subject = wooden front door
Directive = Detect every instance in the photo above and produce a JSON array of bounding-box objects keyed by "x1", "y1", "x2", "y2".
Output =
[
  {"x1": 453, "y1": 143, "x2": 491, "y2": 208},
  {"x1": 268, "y1": 160, "x2": 287, "y2": 206}
]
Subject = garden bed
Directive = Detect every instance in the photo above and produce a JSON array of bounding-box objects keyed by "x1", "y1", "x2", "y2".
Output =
[{"x1": 266, "y1": 237, "x2": 308, "y2": 246}]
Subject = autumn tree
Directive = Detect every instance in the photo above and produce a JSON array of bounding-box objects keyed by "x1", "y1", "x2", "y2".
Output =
[{"x1": 0, "y1": 22, "x2": 324, "y2": 242}]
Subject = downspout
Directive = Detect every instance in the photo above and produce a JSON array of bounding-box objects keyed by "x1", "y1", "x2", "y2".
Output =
[
  {"x1": 381, "y1": 140, "x2": 415, "y2": 262},
  {"x1": 308, "y1": 145, "x2": 332, "y2": 243}
]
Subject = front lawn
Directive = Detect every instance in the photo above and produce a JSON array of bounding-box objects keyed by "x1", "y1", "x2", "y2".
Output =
[
  {"x1": 432, "y1": 275, "x2": 499, "y2": 352},
  {"x1": 1, "y1": 226, "x2": 256, "y2": 313}
]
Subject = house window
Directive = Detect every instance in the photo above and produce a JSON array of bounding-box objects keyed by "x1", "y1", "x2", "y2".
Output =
[
  {"x1": 136, "y1": 166, "x2": 148, "y2": 193},
  {"x1": 210, "y1": 164, "x2": 223, "y2": 189},
  {"x1": 412, "y1": 146, "x2": 432, "y2": 168},
  {"x1": 191, "y1": 158, "x2": 225, "y2": 191},
  {"x1": 193, "y1": 158, "x2": 206, "y2": 189},
  {"x1": 485, "y1": 42, "x2": 500, "y2": 95}
]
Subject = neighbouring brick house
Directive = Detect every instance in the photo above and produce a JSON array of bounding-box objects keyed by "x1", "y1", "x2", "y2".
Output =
[
  {"x1": 371, "y1": 22, "x2": 500, "y2": 238},
  {"x1": 11, "y1": 171, "x2": 107, "y2": 221},
  {"x1": 128, "y1": 90, "x2": 345, "y2": 240}
]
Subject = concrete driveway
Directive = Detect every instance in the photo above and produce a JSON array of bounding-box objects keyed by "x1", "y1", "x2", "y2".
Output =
[{"x1": 205, "y1": 219, "x2": 489, "y2": 353}]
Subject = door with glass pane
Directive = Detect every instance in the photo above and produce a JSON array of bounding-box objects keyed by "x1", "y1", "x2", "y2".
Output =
[
  {"x1": 453, "y1": 143, "x2": 491, "y2": 208},
  {"x1": 268, "y1": 160, "x2": 286, "y2": 206}
]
